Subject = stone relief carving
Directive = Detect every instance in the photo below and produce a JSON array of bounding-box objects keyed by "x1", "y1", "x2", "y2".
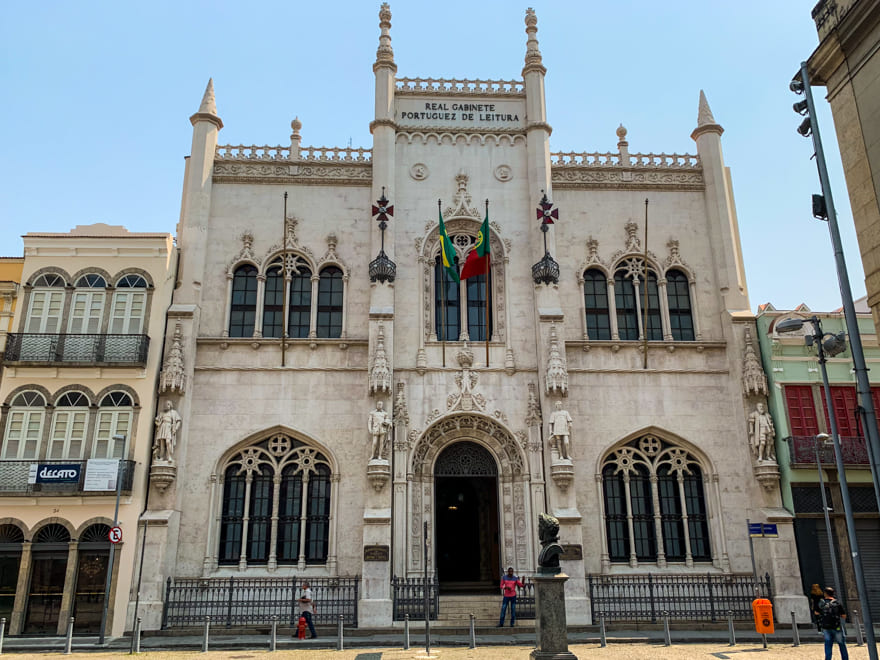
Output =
[
  {"x1": 551, "y1": 168, "x2": 704, "y2": 190},
  {"x1": 226, "y1": 231, "x2": 257, "y2": 273},
  {"x1": 394, "y1": 381, "x2": 409, "y2": 427},
  {"x1": 494, "y1": 165, "x2": 512, "y2": 182},
  {"x1": 444, "y1": 171, "x2": 481, "y2": 220},
  {"x1": 742, "y1": 327, "x2": 768, "y2": 397},
  {"x1": 447, "y1": 344, "x2": 487, "y2": 412},
  {"x1": 213, "y1": 162, "x2": 372, "y2": 186},
  {"x1": 525, "y1": 383, "x2": 542, "y2": 427},
  {"x1": 665, "y1": 239, "x2": 692, "y2": 274},
  {"x1": 370, "y1": 323, "x2": 391, "y2": 395},
  {"x1": 159, "y1": 323, "x2": 186, "y2": 394},
  {"x1": 410, "y1": 163, "x2": 429, "y2": 180},
  {"x1": 545, "y1": 326, "x2": 568, "y2": 396}
]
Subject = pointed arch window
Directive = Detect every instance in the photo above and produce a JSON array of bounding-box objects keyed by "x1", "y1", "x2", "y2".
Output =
[
  {"x1": 288, "y1": 266, "x2": 312, "y2": 339},
  {"x1": 3, "y1": 391, "x2": 46, "y2": 459},
  {"x1": 262, "y1": 265, "x2": 285, "y2": 339},
  {"x1": 229, "y1": 265, "x2": 258, "y2": 338},
  {"x1": 48, "y1": 392, "x2": 90, "y2": 459},
  {"x1": 316, "y1": 267, "x2": 343, "y2": 339},
  {"x1": 434, "y1": 257, "x2": 461, "y2": 341},
  {"x1": 601, "y1": 436, "x2": 711, "y2": 566},
  {"x1": 432, "y1": 234, "x2": 494, "y2": 342},
  {"x1": 666, "y1": 270, "x2": 694, "y2": 341},
  {"x1": 614, "y1": 264, "x2": 661, "y2": 341},
  {"x1": 583, "y1": 269, "x2": 611, "y2": 340},
  {"x1": 93, "y1": 392, "x2": 132, "y2": 459},
  {"x1": 218, "y1": 436, "x2": 332, "y2": 567}
]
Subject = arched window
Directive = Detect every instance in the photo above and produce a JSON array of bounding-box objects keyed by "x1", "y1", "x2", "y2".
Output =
[
  {"x1": 93, "y1": 392, "x2": 132, "y2": 459},
  {"x1": 229, "y1": 265, "x2": 258, "y2": 338},
  {"x1": 0, "y1": 525, "x2": 23, "y2": 624},
  {"x1": 316, "y1": 267, "x2": 343, "y2": 339},
  {"x1": 73, "y1": 524, "x2": 111, "y2": 633},
  {"x1": 262, "y1": 265, "x2": 284, "y2": 339},
  {"x1": 3, "y1": 391, "x2": 47, "y2": 459},
  {"x1": 666, "y1": 270, "x2": 694, "y2": 341},
  {"x1": 465, "y1": 272, "x2": 492, "y2": 342},
  {"x1": 583, "y1": 269, "x2": 611, "y2": 340},
  {"x1": 601, "y1": 436, "x2": 711, "y2": 566},
  {"x1": 109, "y1": 274, "x2": 147, "y2": 334},
  {"x1": 432, "y1": 234, "x2": 494, "y2": 341},
  {"x1": 26, "y1": 274, "x2": 65, "y2": 334},
  {"x1": 25, "y1": 524, "x2": 70, "y2": 634},
  {"x1": 434, "y1": 257, "x2": 461, "y2": 341},
  {"x1": 288, "y1": 267, "x2": 312, "y2": 339},
  {"x1": 218, "y1": 435, "x2": 332, "y2": 567},
  {"x1": 614, "y1": 262, "x2": 661, "y2": 341},
  {"x1": 69, "y1": 275, "x2": 106, "y2": 334},
  {"x1": 48, "y1": 392, "x2": 90, "y2": 459}
]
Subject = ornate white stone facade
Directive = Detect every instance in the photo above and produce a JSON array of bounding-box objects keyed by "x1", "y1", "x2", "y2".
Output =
[{"x1": 136, "y1": 5, "x2": 808, "y2": 629}]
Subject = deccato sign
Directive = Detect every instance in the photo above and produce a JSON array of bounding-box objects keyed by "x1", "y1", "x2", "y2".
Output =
[{"x1": 28, "y1": 463, "x2": 82, "y2": 484}]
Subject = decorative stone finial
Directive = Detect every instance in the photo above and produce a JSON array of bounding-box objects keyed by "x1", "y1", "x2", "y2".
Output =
[
  {"x1": 190, "y1": 78, "x2": 223, "y2": 129},
  {"x1": 691, "y1": 89, "x2": 723, "y2": 140},
  {"x1": 545, "y1": 326, "x2": 568, "y2": 396},
  {"x1": 290, "y1": 116, "x2": 302, "y2": 157},
  {"x1": 159, "y1": 323, "x2": 187, "y2": 394},
  {"x1": 742, "y1": 327, "x2": 768, "y2": 397},
  {"x1": 616, "y1": 123, "x2": 627, "y2": 141},
  {"x1": 523, "y1": 8, "x2": 545, "y2": 74},
  {"x1": 375, "y1": 2, "x2": 396, "y2": 69},
  {"x1": 291, "y1": 116, "x2": 302, "y2": 132},
  {"x1": 370, "y1": 323, "x2": 391, "y2": 395}
]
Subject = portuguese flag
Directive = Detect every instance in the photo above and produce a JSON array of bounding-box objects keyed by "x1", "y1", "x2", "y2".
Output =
[{"x1": 460, "y1": 211, "x2": 490, "y2": 280}]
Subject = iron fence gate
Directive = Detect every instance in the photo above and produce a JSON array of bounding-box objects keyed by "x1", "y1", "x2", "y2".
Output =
[
  {"x1": 391, "y1": 575, "x2": 439, "y2": 621},
  {"x1": 588, "y1": 573, "x2": 772, "y2": 623},
  {"x1": 161, "y1": 576, "x2": 359, "y2": 628},
  {"x1": 514, "y1": 577, "x2": 536, "y2": 619}
]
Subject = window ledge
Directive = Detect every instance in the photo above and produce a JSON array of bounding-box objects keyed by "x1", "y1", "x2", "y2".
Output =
[
  {"x1": 198, "y1": 336, "x2": 367, "y2": 350},
  {"x1": 568, "y1": 339, "x2": 725, "y2": 353}
]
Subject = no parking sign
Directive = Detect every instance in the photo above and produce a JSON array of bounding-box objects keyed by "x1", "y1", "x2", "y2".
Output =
[{"x1": 108, "y1": 526, "x2": 123, "y2": 544}]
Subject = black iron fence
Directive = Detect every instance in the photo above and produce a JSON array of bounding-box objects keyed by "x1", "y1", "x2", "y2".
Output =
[
  {"x1": 391, "y1": 575, "x2": 439, "y2": 621},
  {"x1": 786, "y1": 435, "x2": 870, "y2": 465},
  {"x1": 161, "y1": 576, "x2": 359, "y2": 628},
  {"x1": 4, "y1": 333, "x2": 150, "y2": 365},
  {"x1": 588, "y1": 572, "x2": 772, "y2": 623},
  {"x1": 0, "y1": 459, "x2": 135, "y2": 495},
  {"x1": 514, "y1": 577, "x2": 536, "y2": 619}
]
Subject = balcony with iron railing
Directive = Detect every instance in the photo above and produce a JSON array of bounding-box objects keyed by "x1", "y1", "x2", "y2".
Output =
[
  {"x1": 2, "y1": 333, "x2": 149, "y2": 366},
  {"x1": 785, "y1": 435, "x2": 871, "y2": 466},
  {"x1": 0, "y1": 459, "x2": 135, "y2": 496}
]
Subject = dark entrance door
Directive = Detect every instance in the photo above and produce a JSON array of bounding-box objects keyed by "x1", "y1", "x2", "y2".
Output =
[
  {"x1": 24, "y1": 550, "x2": 67, "y2": 633},
  {"x1": 434, "y1": 442, "x2": 500, "y2": 591}
]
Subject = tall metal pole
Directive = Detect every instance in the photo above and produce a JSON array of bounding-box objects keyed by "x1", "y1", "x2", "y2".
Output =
[
  {"x1": 811, "y1": 317, "x2": 877, "y2": 657},
  {"x1": 281, "y1": 192, "x2": 288, "y2": 368},
  {"x1": 484, "y1": 198, "x2": 490, "y2": 367},
  {"x1": 98, "y1": 457, "x2": 123, "y2": 644},
  {"x1": 642, "y1": 198, "x2": 649, "y2": 369},
  {"x1": 799, "y1": 61, "x2": 880, "y2": 517},
  {"x1": 815, "y1": 437, "x2": 843, "y2": 606}
]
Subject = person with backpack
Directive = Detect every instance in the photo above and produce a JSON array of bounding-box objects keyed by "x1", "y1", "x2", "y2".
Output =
[{"x1": 816, "y1": 586, "x2": 849, "y2": 660}]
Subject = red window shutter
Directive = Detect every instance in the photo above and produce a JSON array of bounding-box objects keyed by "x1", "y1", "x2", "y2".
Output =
[
  {"x1": 822, "y1": 387, "x2": 859, "y2": 437},
  {"x1": 785, "y1": 386, "x2": 819, "y2": 436}
]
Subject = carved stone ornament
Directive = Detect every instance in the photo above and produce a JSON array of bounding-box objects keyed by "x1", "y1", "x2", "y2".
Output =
[
  {"x1": 226, "y1": 231, "x2": 256, "y2": 273},
  {"x1": 159, "y1": 323, "x2": 186, "y2": 394},
  {"x1": 753, "y1": 461, "x2": 780, "y2": 492},
  {"x1": 447, "y1": 343, "x2": 487, "y2": 413},
  {"x1": 742, "y1": 327, "x2": 768, "y2": 397},
  {"x1": 444, "y1": 171, "x2": 481, "y2": 220},
  {"x1": 150, "y1": 462, "x2": 177, "y2": 493},
  {"x1": 394, "y1": 381, "x2": 409, "y2": 427},
  {"x1": 545, "y1": 326, "x2": 568, "y2": 396},
  {"x1": 525, "y1": 383, "x2": 542, "y2": 427},
  {"x1": 494, "y1": 165, "x2": 512, "y2": 182},
  {"x1": 410, "y1": 163, "x2": 429, "y2": 180},
  {"x1": 370, "y1": 323, "x2": 391, "y2": 394},
  {"x1": 550, "y1": 461, "x2": 575, "y2": 492},
  {"x1": 367, "y1": 459, "x2": 391, "y2": 492},
  {"x1": 537, "y1": 513, "x2": 563, "y2": 575},
  {"x1": 153, "y1": 401, "x2": 182, "y2": 464}
]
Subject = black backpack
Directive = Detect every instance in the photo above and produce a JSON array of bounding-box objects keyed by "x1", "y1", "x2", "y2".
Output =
[{"x1": 820, "y1": 598, "x2": 844, "y2": 629}]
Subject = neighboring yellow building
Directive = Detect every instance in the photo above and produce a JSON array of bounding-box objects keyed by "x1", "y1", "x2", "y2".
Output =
[
  {"x1": 0, "y1": 224, "x2": 175, "y2": 636},
  {"x1": 0, "y1": 257, "x2": 24, "y2": 366},
  {"x1": 808, "y1": 0, "x2": 880, "y2": 331}
]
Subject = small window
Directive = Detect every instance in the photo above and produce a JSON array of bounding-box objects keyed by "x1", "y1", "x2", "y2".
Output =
[
  {"x1": 31, "y1": 274, "x2": 65, "y2": 288},
  {"x1": 666, "y1": 270, "x2": 694, "y2": 341},
  {"x1": 116, "y1": 274, "x2": 148, "y2": 288},
  {"x1": 316, "y1": 267, "x2": 343, "y2": 339},
  {"x1": 229, "y1": 265, "x2": 258, "y2": 338},
  {"x1": 74, "y1": 274, "x2": 106, "y2": 288},
  {"x1": 584, "y1": 269, "x2": 611, "y2": 340}
]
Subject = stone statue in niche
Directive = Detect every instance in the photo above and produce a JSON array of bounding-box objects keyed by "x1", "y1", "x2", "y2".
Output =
[
  {"x1": 537, "y1": 512, "x2": 563, "y2": 575},
  {"x1": 368, "y1": 401, "x2": 392, "y2": 460},
  {"x1": 153, "y1": 401, "x2": 182, "y2": 462},
  {"x1": 548, "y1": 401, "x2": 573, "y2": 460},
  {"x1": 748, "y1": 401, "x2": 776, "y2": 462}
]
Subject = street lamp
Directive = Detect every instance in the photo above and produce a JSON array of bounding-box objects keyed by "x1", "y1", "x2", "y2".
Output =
[
  {"x1": 814, "y1": 433, "x2": 843, "y2": 607},
  {"x1": 776, "y1": 317, "x2": 876, "y2": 653},
  {"x1": 98, "y1": 437, "x2": 125, "y2": 645}
]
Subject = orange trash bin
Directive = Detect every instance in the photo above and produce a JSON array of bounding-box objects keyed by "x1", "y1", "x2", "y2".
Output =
[{"x1": 752, "y1": 598, "x2": 774, "y2": 634}]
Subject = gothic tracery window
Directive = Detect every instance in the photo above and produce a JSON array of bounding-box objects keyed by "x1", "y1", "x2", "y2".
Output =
[
  {"x1": 218, "y1": 435, "x2": 331, "y2": 566},
  {"x1": 601, "y1": 436, "x2": 711, "y2": 566},
  {"x1": 316, "y1": 267, "x2": 343, "y2": 338},
  {"x1": 229, "y1": 265, "x2": 258, "y2": 337},
  {"x1": 433, "y1": 233, "x2": 493, "y2": 342},
  {"x1": 666, "y1": 269, "x2": 694, "y2": 341}
]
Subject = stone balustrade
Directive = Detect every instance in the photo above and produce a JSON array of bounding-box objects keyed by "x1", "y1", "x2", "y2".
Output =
[
  {"x1": 216, "y1": 145, "x2": 372, "y2": 162},
  {"x1": 551, "y1": 151, "x2": 700, "y2": 168},
  {"x1": 396, "y1": 77, "x2": 525, "y2": 95}
]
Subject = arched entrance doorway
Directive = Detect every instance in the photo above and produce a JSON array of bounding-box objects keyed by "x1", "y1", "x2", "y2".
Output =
[{"x1": 434, "y1": 442, "x2": 500, "y2": 591}]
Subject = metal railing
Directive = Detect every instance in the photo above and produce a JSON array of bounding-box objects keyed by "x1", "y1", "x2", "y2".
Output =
[
  {"x1": 161, "y1": 576, "x2": 359, "y2": 629},
  {"x1": 514, "y1": 577, "x2": 535, "y2": 619},
  {"x1": 391, "y1": 575, "x2": 439, "y2": 621},
  {"x1": 588, "y1": 572, "x2": 772, "y2": 623},
  {"x1": 0, "y1": 459, "x2": 134, "y2": 495},
  {"x1": 786, "y1": 435, "x2": 870, "y2": 465},
  {"x1": 3, "y1": 333, "x2": 150, "y2": 365}
]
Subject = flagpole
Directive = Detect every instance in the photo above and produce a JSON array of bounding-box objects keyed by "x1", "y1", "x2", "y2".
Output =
[
  {"x1": 282, "y1": 192, "x2": 289, "y2": 368},
  {"x1": 439, "y1": 199, "x2": 446, "y2": 368},
  {"x1": 484, "y1": 199, "x2": 490, "y2": 367},
  {"x1": 642, "y1": 198, "x2": 649, "y2": 370}
]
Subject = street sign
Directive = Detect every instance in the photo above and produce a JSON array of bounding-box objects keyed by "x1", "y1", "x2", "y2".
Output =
[
  {"x1": 108, "y1": 526, "x2": 123, "y2": 544},
  {"x1": 762, "y1": 523, "x2": 778, "y2": 538},
  {"x1": 749, "y1": 522, "x2": 764, "y2": 537},
  {"x1": 748, "y1": 522, "x2": 778, "y2": 538}
]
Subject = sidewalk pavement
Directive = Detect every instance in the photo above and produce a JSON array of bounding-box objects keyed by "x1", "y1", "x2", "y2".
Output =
[{"x1": 0, "y1": 623, "x2": 855, "y2": 653}]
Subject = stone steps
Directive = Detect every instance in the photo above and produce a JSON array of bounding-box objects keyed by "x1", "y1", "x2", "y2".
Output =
[{"x1": 438, "y1": 594, "x2": 505, "y2": 624}]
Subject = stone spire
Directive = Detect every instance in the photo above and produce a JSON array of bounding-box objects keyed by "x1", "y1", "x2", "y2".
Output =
[
  {"x1": 691, "y1": 89, "x2": 722, "y2": 139},
  {"x1": 190, "y1": 78, "x2": 223, "y2": 129},
  {"x1": 374, "y1": 2, "x2": 396, "y2": 70},
  {"x1": 523, "y1": 8, "x2": 546, "y2": 75},
  {"x1": 742, "y1": 327, "x2": 768, "y2": 396}
]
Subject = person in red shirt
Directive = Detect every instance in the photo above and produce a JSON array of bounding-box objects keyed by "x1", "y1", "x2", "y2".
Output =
[{"x1": 498, "y1": 567, "x2": 524, "y2": 627}]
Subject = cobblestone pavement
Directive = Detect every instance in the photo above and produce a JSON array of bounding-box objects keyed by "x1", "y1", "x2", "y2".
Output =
[{"x1": 7, "y1": 643, "x2": 874, "y2": 660}]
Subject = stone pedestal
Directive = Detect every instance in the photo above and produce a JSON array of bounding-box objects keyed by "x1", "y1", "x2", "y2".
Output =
[
  {"x1": 366, "y1": 459, "x2": 391, "y2": 492},
  {"x1": 531, "y1": 573, "x2": 578, "y2": 660},
  {"x1": 150, "y1": 461, "x2": 177, "y2": 492}
]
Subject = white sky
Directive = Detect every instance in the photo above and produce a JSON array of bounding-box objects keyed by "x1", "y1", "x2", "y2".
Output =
[{"x1": 0, "y1": 0, "x2": 864, "y2": 313}]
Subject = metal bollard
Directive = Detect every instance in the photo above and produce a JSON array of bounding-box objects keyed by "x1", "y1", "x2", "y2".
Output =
[
  {"x1": 270, "y1": 615, "x2": 277, "y2": 652},
  {"x1": 599, "y1": 612, "x2": 606, "y2": 648},
  {"x1": 853, "y1": 610, "x2": 864, "y2": 646},
  {"x1": 727, "y1": 610, "x2": 736, "y2": 646},
  {"x1": 469, "y1": 613, "x2": 476, "y2": 649},
  {"x1": 0, "y1": 616, "x2": 6, "y2": 655},
  {"x1": 404, "y1": 614, "x2": 410, "y2": 650},
  {"x1": 337, "y1": 614, "x2": 344, "y2": 650},
  {"x1": 791, "y1": 611, "x2": 800, "y2": 646},
  {"x1": 202, "y1": 615, "x2": 211, "y2": 653},
  {"x1": 662, "y1": 610, "x2": 671, "y2": 646},
  {"x1": 65, "y1": 617, "x2": 75, "y2": 654},
  {"x1": 135, "y1": 617, "x2": 141, "y2": 654}
]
